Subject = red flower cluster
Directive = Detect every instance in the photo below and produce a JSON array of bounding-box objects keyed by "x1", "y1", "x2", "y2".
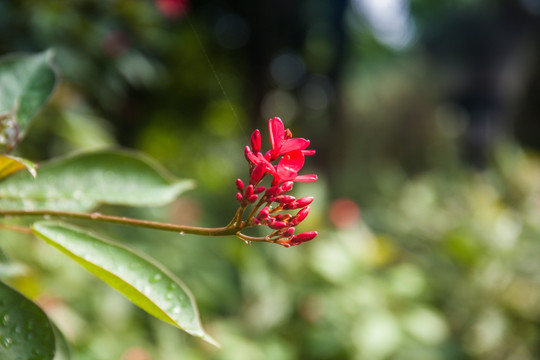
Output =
[{"x1": 236, "y1": 117, "x2": 318, "y2": 247}]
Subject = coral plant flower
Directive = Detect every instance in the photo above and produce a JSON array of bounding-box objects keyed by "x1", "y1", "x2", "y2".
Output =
[{"x1": 268, "y1": 117, "x2": 311, "y2": 160}]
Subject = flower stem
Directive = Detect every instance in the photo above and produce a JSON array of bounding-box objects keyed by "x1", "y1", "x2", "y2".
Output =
[{"x1": 0, "y1": 210, "x2": 244, "y2": 236}]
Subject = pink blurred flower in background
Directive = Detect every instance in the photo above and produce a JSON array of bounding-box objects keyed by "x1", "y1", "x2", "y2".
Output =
[{"x1": 156, "y1": 0, "x2": 189, "y2": 19}]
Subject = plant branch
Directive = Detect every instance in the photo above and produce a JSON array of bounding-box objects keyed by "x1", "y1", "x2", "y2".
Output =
[
  {"x1": 0, "y1": 210, "x2": 249, "y2": 236},
  {"x1": 0, "y1": 223, "x2": 32, "y2": 234}
]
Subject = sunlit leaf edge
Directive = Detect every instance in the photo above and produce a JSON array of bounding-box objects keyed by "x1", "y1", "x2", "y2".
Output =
[
  {"x1": 0, "y1": 155, "x2": 37, "y2": 180},
  {"x1": 31, "y1": 221, "x2": 218, "y2": 347}
]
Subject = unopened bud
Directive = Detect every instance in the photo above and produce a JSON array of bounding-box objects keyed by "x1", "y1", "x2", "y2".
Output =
[
  {"x1": 280, "y1": 181, "x2": 294, "y2": 193},
  {"x1": 269, "y1": 221, "x2": 288, "y2": 230},
  {"x1": 248, "y1": 194, "x2": 258, "y2": 203},
  {"x1": 275, "y1": 195, "x2": 295, "y2": 204},
  {"x1": 290, "y1": 231, "x2": 318, "y2": 245},
  {"x1": 257, "y1": 207, "x2": 270, "y2": 220},
  {"x1": 249, "y1": 163, "x2": 265, "y2": 184},
  {"x1": 244, "y1": 184, "x2": 254, "y2": 198},
  {"x1": 291, "y1": 206, "x2": 310, "y2": 226},
  {"x1": 285, "y1": 196, "x2": 313, "y2": 209},
  {"x1": 283, "y1": 227, "x2": 295, "y2": 237},
  {"x1": 254, "y1": 186, "x2": 266, "y2": 194},
  {"x1": 236, "y1": 179, "x2": 244, "y2": 191},
  {"x1": 251, "y1": 129, "x2": 261, "y2": 153},
  {"x1": 235, "y1": 193, "x2": 243, "y2": 203},
  {"x1": 265, "y1": 186, "x2": 281, "y2": 196}
]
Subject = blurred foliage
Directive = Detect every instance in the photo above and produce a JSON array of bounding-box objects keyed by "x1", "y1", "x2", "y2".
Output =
[{"x1": 2, "y1": 0, "x2": 540, "y2": 359}]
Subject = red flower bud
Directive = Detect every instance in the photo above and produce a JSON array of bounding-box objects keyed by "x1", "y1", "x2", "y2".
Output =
[
  {"x1": 269, "y1": 221, "x2": 288, "y2": 230},
  {"x1": 235, "y1": 193, "x2": 243, "y2": 203},
  {"x1": 280, "y1": 181, "x2": 294, "y2": 193},
  {"x1": 283, "y1": 227, "x2": 295, "y2": 236},
  {"x1": 285, "y1": 196, "x2": 313, "y2": 209},
  {"x1": 296, "y1": 196, "x2": 314, "y2": 207},
  {"x1": 251, "y1": 129, "x2": 261, "y2": 153},
  {"x1": 290, "y1": 231, "x2": 318, "y2": 245},
  {"x1": 249, "y1": 163, "x2": 266, "y2": 184},
  {"x1": 244, "y1": 145, "x2": 252, "y2": 160},
  {"x1": 236, "y1": 179, "x2": 244, "y2": 191},
  {"x1": 275, "y1": 195, "x2": 296, "y2": 204},
  {"x1": 291, "y1": 206, "x2": 310, "y2": 226},
  {"x1": 265, "y1": 186, "x2": 281, "y2": 196},
  {"x1": 244, "y1": 184, "x2": 254, "y2": 198},
  {"x1": 257, "y1": 207, "x2": 270, "y2": 220},
  {"x1": 254, "y1": 186, "x2": 266, "y2": 194},
  {"x1": 248, "y1": 194, "x2": 258, "y2": 203}
]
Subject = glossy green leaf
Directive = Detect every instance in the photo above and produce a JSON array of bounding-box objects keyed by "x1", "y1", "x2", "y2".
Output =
[
  {"x1": 31, "y1": 221, "x2": 218, "y2": 346},
  {"x1": 0, "y1": 155, "x2": 37, "y2": 180},
  {"x1": 0, "y1": 50, "x2": 57, "y2": 151},
  {"x1": 0, "y1": 150, "x2": 193, "y2": 211},
  {"x1": 0, "y1": 280, "x2": 56, "y2": 360}
]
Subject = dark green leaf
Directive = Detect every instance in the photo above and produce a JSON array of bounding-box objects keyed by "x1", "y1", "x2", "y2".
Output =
[
  {"x1": 0, "y1": 150, "x2": 194, "y2": 211},
  {"x1": 0, "y1": 280, "x2": 56, "y2": 360},
  {"x1": 32, "y1": 221, "x2": 218, "y2": 346}
]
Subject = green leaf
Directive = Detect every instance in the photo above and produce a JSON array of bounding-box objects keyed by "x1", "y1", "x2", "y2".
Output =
[
  {"x1": 0, "y1": 150, "x2": 194, "y2": 211},
  {"x1": 0, "y1": 280, "x2": 56, "y2": 360},
  {"x1": 31, "y1": 221, "x2": 218, "y2": 347},
  {"x1": 0, "y1": 50, "x2": 57, "y2": 151},
  {"x1": 0, "y1": 155, "x2": 37, "y2": 180}
]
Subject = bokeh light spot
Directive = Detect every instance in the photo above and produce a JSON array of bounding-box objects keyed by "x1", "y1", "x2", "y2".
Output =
[{"x1": 329, "y1": 198, "x2": 361, "y2": 229}]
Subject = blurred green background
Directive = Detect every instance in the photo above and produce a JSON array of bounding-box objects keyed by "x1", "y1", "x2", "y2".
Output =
[{"x1": 3, "y1": 0, "x2": 540, "y2": 359}]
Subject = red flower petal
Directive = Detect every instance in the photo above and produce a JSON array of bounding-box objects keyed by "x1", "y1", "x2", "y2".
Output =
[
  {"x1": 294, "y1": 174, "x2": 318, "y2": 182},
  {"x1": 269, "y1": 117, "x2": 285, "y2": 154},
  {"x1": 279, "y1": 150, "x2": 305, "y2": 173},
  {"x1": 280, "y1": 138, "x2": 310, "y2": 154}
]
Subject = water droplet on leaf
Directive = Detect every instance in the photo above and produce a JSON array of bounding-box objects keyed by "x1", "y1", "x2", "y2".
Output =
[
  {"x1": 1, "y1": 313, "x2": 9, "y2": 326},
  {"x1": 0, "y1": 335, "x2": 13, "y2": 349}
]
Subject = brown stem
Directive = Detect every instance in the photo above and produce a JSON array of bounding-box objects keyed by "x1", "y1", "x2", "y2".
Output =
[
  {"x1": 235, "y1": 232, "x2": 270, "y2": 243},
  {"x1": 0, "y1": 224, "x2": 32, "y2": 234},
  {"x1": 0, "y1": 210, "x2": 248, "y2": 236}
]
